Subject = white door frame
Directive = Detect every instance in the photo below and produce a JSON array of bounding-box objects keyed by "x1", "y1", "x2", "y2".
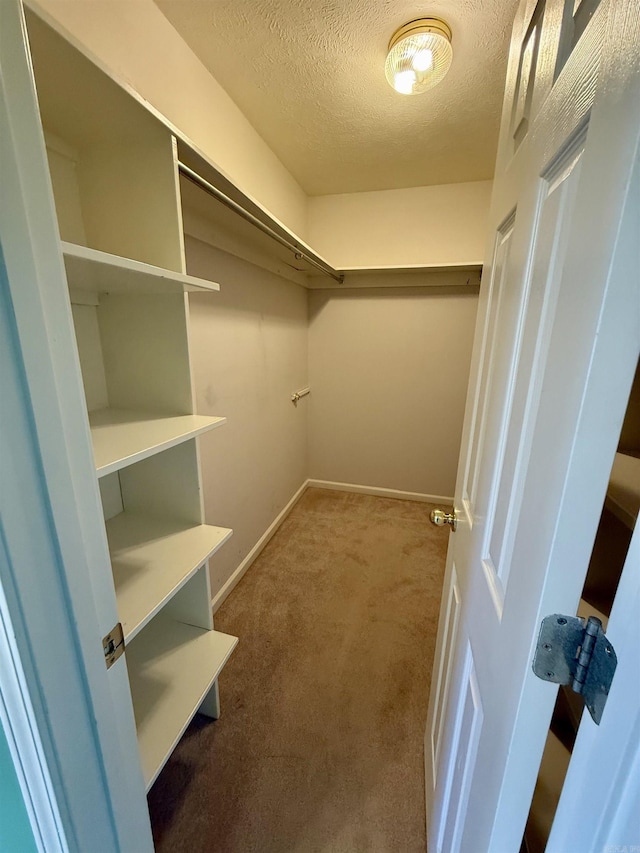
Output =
[
  {"x1": 0, "y1": 1, "x2": 152, "y2": 849},
  {"x1": 547, "y1": 516, "x2": 640, "y2": 852},
  {"x1": 0, "y1": 269, "x2": 69, "y2": 852}
]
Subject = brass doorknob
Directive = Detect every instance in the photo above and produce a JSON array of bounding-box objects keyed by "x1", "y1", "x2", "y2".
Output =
[{"x1": 430, "y1": 509, "x2": 457, "y2": 532}]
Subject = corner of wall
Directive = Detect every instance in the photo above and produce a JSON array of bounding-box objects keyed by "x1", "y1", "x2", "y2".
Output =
[{"x1": 307, "y1": 180, "x2": 493, "y2": 268}]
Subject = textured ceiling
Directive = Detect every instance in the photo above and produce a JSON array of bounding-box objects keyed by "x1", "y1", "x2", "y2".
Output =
[{"x1": 153, "y1": 0, "x2": 519, "y2": 196}]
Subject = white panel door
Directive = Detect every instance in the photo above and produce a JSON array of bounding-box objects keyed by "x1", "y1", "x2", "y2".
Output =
[
  {"x1": 425, "y1": 0, "x2": 640, "y2": 850},
  {"x1": 0, "y1": 0, "x2": 153, "y2": 849}
]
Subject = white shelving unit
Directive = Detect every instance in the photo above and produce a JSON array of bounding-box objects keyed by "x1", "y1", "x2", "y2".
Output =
[
  {"x1": 90, "y1": 408, "x2": 225, "y2": 477},
  {"x1": 106, "y1": 513, "x2": 233, "y2": 642},
  {"x1": 127, "y1": 615, "x2": 238, "y2": 789},
  {"x1": 62, "y1": 241, "x2": 222, "y2": 296},
  {"x1": 24, "y1": 7, "x2": 238, "y2": 799}
]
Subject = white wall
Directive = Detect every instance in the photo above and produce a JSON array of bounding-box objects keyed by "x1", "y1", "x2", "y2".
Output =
[
  {"x1": 308, "y1": 181, "x2": 492, "y2": 268},
  {"x1": 308, "y1": 285, "x2": 479, "y2": 499},
  {"x1": 31, "y1": 0, "x2": 308, "y2": 238},
  {"x1": 185, "y1": 237, "x2": 308, "y2": 601},
  {"x1": 185, "y1": 234, "x2": 478, "y2": 599}
]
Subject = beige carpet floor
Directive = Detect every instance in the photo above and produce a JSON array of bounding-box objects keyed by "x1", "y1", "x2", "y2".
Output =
[{"x1": 148, "y1": 488, "x2": 448, "y2": 852}]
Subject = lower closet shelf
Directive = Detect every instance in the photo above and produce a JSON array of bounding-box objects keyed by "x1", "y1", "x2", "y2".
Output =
[
  {"x1": 89, "y1": 407, "x2": 226, "y2": 477},
  {"x1": 107, "y1": 512, "x2": 233, "y2": 642},
  {"x1": 126, "y1": 616, "x2": 238, "y2": 790}
]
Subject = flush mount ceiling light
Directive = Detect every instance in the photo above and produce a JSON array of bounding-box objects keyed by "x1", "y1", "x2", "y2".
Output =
[{"x1": 385, "y1": 17, "x2": 453, "y2": 95}]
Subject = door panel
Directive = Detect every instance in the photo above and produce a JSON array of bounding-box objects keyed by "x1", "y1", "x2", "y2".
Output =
[
  {"x1": 483, "y1": 137, "x2": 585, "y2": 604},
  {"x1": 436, "y1": 645, "x2": 484, "y2": 853},
  {"x1": 463, "y1": 212, "x2": 517, "y2": 520},
  {"x1": 429, "y1": 565, "x2": 461, "y2": 785},
  {"x1": 425, "y1": 0, "x2": 640, "y2": 849},
  {"x1": 512, "y1": 0, "x2": 546, "y2": 148},
  {"x1": 555, "y1": 0, "x2": 603, "y2": 78}
]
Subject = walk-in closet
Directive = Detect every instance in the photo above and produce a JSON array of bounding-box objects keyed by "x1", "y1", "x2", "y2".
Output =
[
  {"x1": 3, "y1": 0, "x2": 638, "y2": 850},
  {"x1": 17, "y1": 5, "x2": 482, "y2": 840}
]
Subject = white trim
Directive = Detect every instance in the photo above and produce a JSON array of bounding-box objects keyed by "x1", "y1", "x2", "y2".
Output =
[
  {"x1": 0, "y1": 576, "x2": 66, "y2": 853},
  {"x1": 210, "y1": 480, "x2": 309, "y2": 612},
  {"x1": 307, "y1": 479, "x2": 453, "y2": 504}
]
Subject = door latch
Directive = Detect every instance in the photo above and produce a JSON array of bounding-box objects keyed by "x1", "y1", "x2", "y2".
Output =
[
  {"x1": 430, "y1": 509, "x2": 457, "y2": 532},
  {"x1": 532, "y1": 614, "x2": 617, "y2": 724}
]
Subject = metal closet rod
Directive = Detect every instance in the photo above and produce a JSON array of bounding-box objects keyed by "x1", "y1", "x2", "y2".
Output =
[{"x1": 178, "y1": 162, "x2": 344, "y2": 284}]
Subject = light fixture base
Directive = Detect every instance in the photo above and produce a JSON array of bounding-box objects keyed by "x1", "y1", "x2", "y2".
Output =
[{"x1": 387, "y1": 17, "x2": 452, "y2": 53}]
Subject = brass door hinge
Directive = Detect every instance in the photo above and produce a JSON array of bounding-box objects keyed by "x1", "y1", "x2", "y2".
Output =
[{"x1": 103, "y1": 622, "x2": 125, "y2": 669}]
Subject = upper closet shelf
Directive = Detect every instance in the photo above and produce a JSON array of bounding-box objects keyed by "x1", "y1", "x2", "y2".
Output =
[
  {"x1": 89, "y1": 408, "x2": 225, "y2": 477},
  {"x1": 62, "y1": 241, "x2": 220, "y2": 296}
]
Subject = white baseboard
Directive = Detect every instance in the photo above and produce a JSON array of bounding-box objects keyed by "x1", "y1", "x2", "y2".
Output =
[
  {"x1": 210, "y1": 480, "x2": 309, "y2": 613},
  {"x1": 307, "y1": 479, "x2": 453, "y2": 504}
]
